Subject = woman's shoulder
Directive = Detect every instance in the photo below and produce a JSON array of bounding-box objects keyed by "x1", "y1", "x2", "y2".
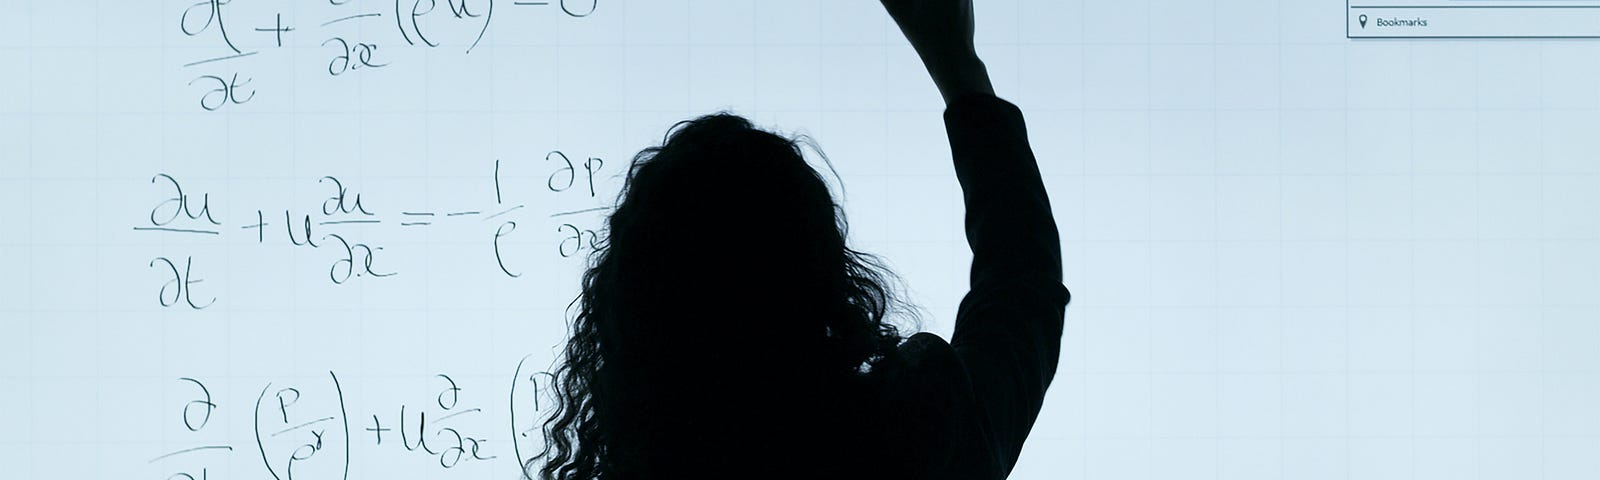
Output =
[
  {"x1": 874, "y1": 332, "x2": 973, "y2": 408},
  {"x1": 890, "y1": 332, "x2": 960, "y2": 373},
  {"x1": 864, "y1": 332, "x2": 1005, "y2": 480}
]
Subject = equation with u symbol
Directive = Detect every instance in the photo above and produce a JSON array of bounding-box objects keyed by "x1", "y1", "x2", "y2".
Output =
[
  {"x1": 178, "y1": 0, "x2": 601, "y2": 111},
  {"x1": 134, "y1": 151, "x2": 610, "y2": 310},
  {"x1": 150, "y1": 356, "x2": 561, "y2": 480}
]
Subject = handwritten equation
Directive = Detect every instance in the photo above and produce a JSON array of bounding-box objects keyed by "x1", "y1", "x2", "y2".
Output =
[
  {"x1": 179, "y1": 0, "x2": 600, "y2": 111},
  {"x1": 136, "y1": 151, "x2": 608, "y2": 309},
  {"x1": 150, "y1": 356, "x2": 557, "y2": 480}
]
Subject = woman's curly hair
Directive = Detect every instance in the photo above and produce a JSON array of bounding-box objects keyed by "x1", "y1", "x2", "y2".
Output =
[{"x1": 528, "y1": 113, "x2": 916, "y2": 480}]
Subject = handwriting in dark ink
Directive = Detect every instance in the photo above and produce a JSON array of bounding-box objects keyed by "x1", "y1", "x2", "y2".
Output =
[
  {"x1": 151, "y1": 257, "x2": 216, "y2": 309},
  {"x1": 493, "y1": 222, "x2": 521, "y2": 277},
  {"x1": 189, "y1": 74, "x2": 256, "y2": 111},
  {"x1": 180, "y1": 378, "x2": 219, "y2": 431},
  {"x1": 545, "y1": 151, "x2": 604, "y2": 198},
  {"x1": 149, "y1": 174, "x2": 222, "y2": 228},
  {"x1": 322, "y1": 38, "x2": 388, "y2": 76},
  {"x1": 286, "y1": 212, "x2": 320, "y2": 248},
  {"x1": 557, "y1": 224, "x2": 601, "y2": 258},
  {"x1": 561, "y1": 0, "x2": 597, "y2": 17},
  {"x1": 320, "y1": 177, "x2": 375, "y2": 217},
  {"x1": 323, "y1": 234, "x2": 395, "y2": 284},
  {"x1": 181, "y1": 0, "x2": 243, "y2": 54}
]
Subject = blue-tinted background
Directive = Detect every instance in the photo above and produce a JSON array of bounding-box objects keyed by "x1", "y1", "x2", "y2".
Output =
[{"x1": 1, "y1": 1, "x2": 1597, "y2": 479}]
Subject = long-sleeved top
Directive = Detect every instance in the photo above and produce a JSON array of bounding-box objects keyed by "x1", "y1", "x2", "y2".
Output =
[
  {"x1": 872, "y1": 93, "x2": 1070, "y2": 480},
  {"x1": 586, "y1": 93, "x2": 1065, "y2": 480}
]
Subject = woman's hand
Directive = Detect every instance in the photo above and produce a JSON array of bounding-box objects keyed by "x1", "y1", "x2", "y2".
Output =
[{"x1": 880, "y1": 0, "x2": 994, "y2": 104}]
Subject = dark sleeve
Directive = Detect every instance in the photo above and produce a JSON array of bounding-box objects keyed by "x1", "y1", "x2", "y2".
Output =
[{"x1": 942, "y1": 93, "x2": 1069, "y2": 477}]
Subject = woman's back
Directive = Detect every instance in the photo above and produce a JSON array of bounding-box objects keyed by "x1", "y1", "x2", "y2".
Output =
[{"x1": 531, "y1": 2, "x2": 1067, "y2": 479}]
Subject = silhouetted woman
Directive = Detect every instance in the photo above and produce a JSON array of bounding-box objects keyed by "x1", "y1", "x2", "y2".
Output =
[{"x1": 533, "y1": 1, "x2": 1068, "y2": 479}]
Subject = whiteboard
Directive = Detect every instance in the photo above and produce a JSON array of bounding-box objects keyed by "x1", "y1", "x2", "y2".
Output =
[{"x1": 3, "y1": 1, "x2": 1599, "y2": 479}]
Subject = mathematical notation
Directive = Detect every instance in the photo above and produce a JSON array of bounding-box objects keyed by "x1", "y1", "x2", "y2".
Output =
[
  {"x1": 179, "y1": 0, "x2": 601, "y2": 111},
  {"x1": 136, "y1": 150, "x2": 608, "y2": 309},
  {"x1": 151, "y1": 356, "x2": 558, "y2": 480}
]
